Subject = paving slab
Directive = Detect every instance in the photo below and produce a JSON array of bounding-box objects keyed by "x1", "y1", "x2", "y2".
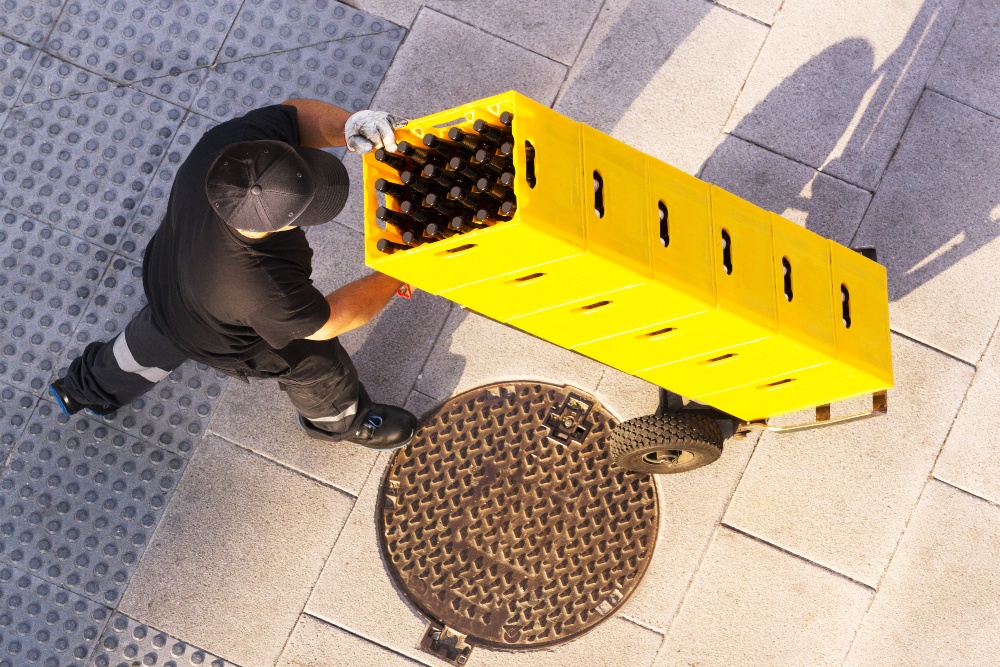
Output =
[
  {"x1": 934, "y1": 325, "x2": 1000, "y2": 504},
  {"x1": 92, "y1": 612, "x2": 236, "y2": 667},
  {"x1": 46, "y1": 0, "x2": 238, "y2": 97},
  {"x1": 0, "y1": 383, "x2": 36, "y2": 459},
  {"x1": 618, "y1": 429, "x2": 759, "y2": 632},
  {"x1": 220, "y1": 0, "x2": 401, "y2": 62},
  {"x1": 0, "y1": 37, "x2": 38, "y2": 125},
  {"x1": 0, "y1": 88, "x2": 185, "y2": 250},
  {"x1": 403, "y1": 389, "x2": 440, "y2": 419},
  {"x1": 425, "y1": 0, "x2": 604, "y2": 65},
  {"x1": 196, "y1": 30, "x2": 405, "y2": 121},
  {"x1": 341, "y1": 0, "x2": 422, "y2": 28},
  {"x1": 2, "y1": 400, "x2": 186, "y2": 606},
  {"x1": 119, "y1": 434, "x2": 353, "y2": 667},
  {"x1": 0, "y1": 0, "x2": 63, "y2": 47},
  {"x1": 714, "y1": 0, "x2": 783, "y2": 23},
  {"x1": 307, "y1": 454, "x2": 664, "y2": 667},
  {"x1": 0, "y1": 563, "x2": 110, "y2": 666},
  {"x1": 372, "y1": 8, "x2": 567, "y2": 120},
  {"x1": 414, "y1": 307, "x2": 607, "y2": 402},
  {"x1": 723, "y1": 334, "x2": 974, "y2": 586},
  {"x1": 927, "y1": 0, "x2": 1000, "y2": 119},
  {"x1": 853, "y1": 91, "x2": 1000, "y2": 364},
  {"x1": 844, "y1": 481, "x2": 1000, "y2": 665},
  {"x1": 277, "y1": 615, "x2": 426, "y2": 667},
  {"x1": 0, "y1": 213, "x2": 110, "y2": 397},
  {"x1": 591, "y1": 367, "x2": 660, "y2": 423},
  {"x1": 725, "y1": 0, "x2": 961, "y2": 190},
  {"x1": 556, "y1": 0, "x2": 767, "y2": 174},
  {"x1": 17, "y1": 51, "x2": 112, "y2": 106},
  {"x1": 656, "y1": 528, "x2": 873, "y2": 667},
  {"x1": 699, "y1": 135, "x2": 871, "y2": 245}
]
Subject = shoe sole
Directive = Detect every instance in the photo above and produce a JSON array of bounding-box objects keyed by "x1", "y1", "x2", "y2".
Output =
[{"x1": 49, "y1": 384, "x2": 73, "y2": 416}]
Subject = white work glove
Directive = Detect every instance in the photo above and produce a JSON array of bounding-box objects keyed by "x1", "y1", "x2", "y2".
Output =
[{"x1": 344, "y1": 110, "x2": 409, "y2": 154}]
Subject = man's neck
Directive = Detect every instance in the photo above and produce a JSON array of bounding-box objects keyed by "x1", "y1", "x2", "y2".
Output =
[{"x1": 234, "y1": 225, "x2": 297, "y2": 239}]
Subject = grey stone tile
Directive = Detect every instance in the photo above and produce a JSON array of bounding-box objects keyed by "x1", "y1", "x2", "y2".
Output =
[
  {"x1": 372, "y1": 8, "x2": 567, "y2": 120},
  {"x1": 277, "y1": 615, "x2": 426, "y2": 667},
  {"x1": 0, "y1": 88, "x2": 185, "y2": 250},
  {"x1": 46, "y1": 0, "x2": 239, "y2": 94},
  {"x1": 0, "y1": 0, "x2": 63, "y2": 47},
  {"x1": 853, "y1": 91, "x2": 1000, "y2": 363},
  {"x1": 0, "y1": 383, "x2": 37, "y2": 460},
  {"x1": 2, "y1": 400, "x2": 186, "y2": 605},
  {"x1": 714, "y1": 0, "x2": 783, "y2": 23},
  {"x1": 414, "y1": 307, "x2": 606, "y2": 402},
  {"x1": 220, "y1": 0, "x2": 403, "y2": 62},
  {"x1": 92, "y1": 612, "x2": 236, "y2": 667},
  {"x1": 119, "y1": 111, "x2": 218, "y2": 260},
  {"x1": 425, "y1": 0, "x2": 604, "y2": 64},
  {"x1": 934, "y1": 326, "x2": 1000, "y2": 504},
  {"x1": 927, "y1": 0, "x2": 1000, "y2": 119},
  {"x1": 119, "y1": 434, "x2": 353, "y2": 667},
  {"x1": 207, "y1": 377, "x2": 380, "y2": 496},
  {"x1": 723, "y1": 335, "x2": 974, "y2": 586},
  {"x1": 341, "y1": 0, "x2": 423, "y2": 28},
  {"x1": 403, "y1": 390, "x2": 440, "y2": 420},
  {"x1": 556, "y1": 0, "x2": 768, "y2": 174},
  {"x1": 17, "y1": 52, "x2": 113, "y2": 107},
  {"x1": 656, "y1": 528, "x2": 873, "y2": 667},
  {"x1": 0, "y1": 213, "x2": 110, "y2": 397},
  {"x1": 0, "y1": 563, "x2": 110, "y2": 666},
  {"x1": 197, "y1": 29, "x2": 405, "y2": 121},
  {"x1": 844, "y1": 481, "x2": 1000, "y2": 666},
  {"x1": 725, "y1": 0, "x2": 962, "y2": 190},
  {"x1": 0, "y1": 37, "x2": 38, "y2": 124},
  {"x1": 699, "y1": 135, "x2": 871, "y2": 245},
  {"x1": 619, "y1": 431, "x2": 758, "y2": 632},
  {"x1": 591, "y1": 367, "x2": 660, "y2": 423}
]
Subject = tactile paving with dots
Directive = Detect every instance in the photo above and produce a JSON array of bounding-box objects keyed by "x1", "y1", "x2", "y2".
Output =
[
  {"x1": 16, "y1": 52, "x2": 113, "y2": 107},
  {"x1": 0, "y1": 37, "x2": 38, "y2": 123},
  {"x1": 0, "y1": 401, "x2": 186, "y2": 605},
  {"x1": 195, "y1": 30, "x2": 404, "y2": 120},
  {"x1": 92, "y1": 613, "x2": 235, "y2": 667},
  {"x1": 0, "y1": 384, "x2": 36, "y2": 462},
  {"x1": 119, "y1": 111, "x2": 218, "y2": 259},
  {"x1": 0, "y1": 564, "x2": 110, "y2": 667},
  {"x1": 90, "y1": 362, "x2": 229, "y2": 459},
  {"x1": 0, "y1": 0, "x2": 63, "y2": 47},
  {"x1": 46, "y1": 0, "x2": 239, "y2": 95},
  {"x1": 0, "y1": 212, "x2": 110, "y2": 397},
  {"x1": 220, "y1": 0, "x2": 402, "y2": 62},
  {"x1": 0, "y1": 88, "x2": 185, "y2": 249}
]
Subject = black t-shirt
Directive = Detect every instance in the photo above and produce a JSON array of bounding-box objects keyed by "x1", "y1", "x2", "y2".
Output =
[{"x1": 142, "y1": 105, "x2": 331, "y2": 367}]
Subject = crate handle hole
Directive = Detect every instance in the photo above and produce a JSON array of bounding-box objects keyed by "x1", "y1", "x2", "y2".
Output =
[
  {"x1": 782, "y1": 257, "x2": 793, "y2": 301},
  {"x1": 512, "y1": 272, "x2": 545, "y2": 283},
  {"x1": 658, "y1": 201, "x2": 669, "y2": 247},
  {"x1": 704, "y1": 352, "x2": 738, "y2": 365},
  {"x1": 593, "y1": 170, "x2": 605, "y2": 219},
  {"x1": 440, "y1": 243, "x2": 477, "y2": 256},
  {"x1": 525, "y1": 140, "x2": 536, "y2": 189},
  {"x1": 577, "y1": 300, "x2": 611, "y2": 313},
  {"x1": 760, "y1": 378, "x2": 795, "y2": 389},
  {"x1": 841, "y1": 284, "x2": 852, "y2": 328},
  {"x1": 644, "y1": 326, "x2": 676, "y2": 339},
  {"x1": 721, "y1": 229, "x2": 733, "y2": 275}
]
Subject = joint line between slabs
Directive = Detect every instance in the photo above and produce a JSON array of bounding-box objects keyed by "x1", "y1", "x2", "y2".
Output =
[
  {"x1": 923, "y1": 85, "x2": 1000, "y2": 123},
  {"x1": 721, "y1": 524, "x2": 876, "y2": 590},
  {"x1": 404, "y1": 301, "x2": 457, "y2": 403},
  {"x1": 210, "y1": 0, "x2": 251, "y2": 68},
  {"x1": 206, "y1": 430, "x2": 360, "y2": 500},
  {"x1": 708, "y1": 0, "x2": 772, "y2": 28},
  {"x1": 888, "y1": 327, "x2": 977, "y2": 369},
  {"x1": 932, "y1": 477, "x2": 1000, "y2": 509},
  {"x1": 301, "y1": 614, "x2": 435, "y2": 666},
  {"x1": 552, "y1": 0, "x2": 608, "y2": 108}
]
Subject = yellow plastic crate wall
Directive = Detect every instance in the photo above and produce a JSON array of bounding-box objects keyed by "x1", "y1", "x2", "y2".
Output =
[{"x1": 362, "y1": 91, "x2": 893, "y2": 422}]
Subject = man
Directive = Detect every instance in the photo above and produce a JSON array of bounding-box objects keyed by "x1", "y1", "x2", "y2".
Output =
[{"x1": 48, "y1": 99, "x2": 418, "y2": 451}]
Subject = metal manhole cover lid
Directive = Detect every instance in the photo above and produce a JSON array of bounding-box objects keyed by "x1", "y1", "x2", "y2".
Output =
[{"x1": 377, "y1": 382, "x2": 658, "y2": 658}]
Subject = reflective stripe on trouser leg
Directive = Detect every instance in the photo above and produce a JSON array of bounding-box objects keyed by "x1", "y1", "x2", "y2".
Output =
[
  {"x1": 112, "y1": 334, "x2": 171, "y2": 383},
  {"x1": 306, "y1": 399, "x2": 359, "y2": 426}
]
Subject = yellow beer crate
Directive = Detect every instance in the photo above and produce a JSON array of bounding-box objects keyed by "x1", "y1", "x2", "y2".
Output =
[{"x1": 362, "y1": 91, "x2": 893, "y2": 423}]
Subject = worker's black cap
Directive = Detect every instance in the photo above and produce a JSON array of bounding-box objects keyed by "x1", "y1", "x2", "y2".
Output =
[{"x1": 205, "y1": 140, "x2": 349, "y2": 232}]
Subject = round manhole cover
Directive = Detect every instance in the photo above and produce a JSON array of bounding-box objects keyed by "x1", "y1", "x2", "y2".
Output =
[{"x1": 377, "y1": 382, "x2": 658, "y2": 654}]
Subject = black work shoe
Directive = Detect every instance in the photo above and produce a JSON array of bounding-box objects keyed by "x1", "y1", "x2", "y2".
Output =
[
  {"x1": 297, "y1": 404, "x2": 418, "y2": 451},
  {"x1": 49, "y1": 378, "x2": 117, "y2": 417}
]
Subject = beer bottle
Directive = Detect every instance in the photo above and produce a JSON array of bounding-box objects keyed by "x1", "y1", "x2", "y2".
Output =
[
  {"x1": 447, "y1": 156, "x2": 483, "y2": 182},
  {"x1": 424, "y1": 192, "x2": 462, "y2": 217},
  {"x1": 422, "y1": 163, "x2": 468, "y2": 190},
  {"x1": 475, "y1": 177, "x2": 513, "y2": 200},
  {"x1": 374, "y1": 178, "x2": 411, "y2": 201},
  {"x1": 448, "y1": 214, "x2": 488, "y2": 233},
  {"x1": 399, "y1": 229, "x2": 424, "y2": 247},
  {"x1": 400, "y1": 170, "x2": 446, "y2": 197},
  {"x1": 375, "y1": 205, "x2": 417, "y2": 228},
  {"x1": 471, "y1": 149, "x2": 508, "y2": 174},
  {"x1": 448, "y1": 126, "x2": 498, "y2": 154},
  {"x1": 424, "y1": 221, "x2": 456, "y2": 239},
  {"x1": 474, "y1": 199, "x2": 516, "y2": 224},
  {"x1": 498, "y1": 111, "x2": 513, "y2": 128},
  {"x1": 422, "y1": 133, "x2": 474, "y2": 162},
  {"x1": 395, "y1": 140, "x2": 438, "y2": 165},
  {"x1": 472, "y1": 119, "x2": 513, "y2": 146},
  {"x1": 498, "y1": 171, "x2": 515, "y2": 188},
  {"x1": 399, "y1": 200, "x2": 439, "y2": 225},
  {"x1": 376, "y1": 238, "x2": 407, "y2": 254},
  {"x1": 374, "y1": 148, "x2": 415, "y2": 172}
]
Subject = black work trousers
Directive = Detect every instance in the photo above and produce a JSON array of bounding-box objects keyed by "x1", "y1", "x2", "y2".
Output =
[{"x1": 63, "y1": 306, "x2": 367, "y2": 435}]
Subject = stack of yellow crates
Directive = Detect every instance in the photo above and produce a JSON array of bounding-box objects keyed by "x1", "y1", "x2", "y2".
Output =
[{"x1": 363, "y1": 91, "x2": 893, "y2": 422}]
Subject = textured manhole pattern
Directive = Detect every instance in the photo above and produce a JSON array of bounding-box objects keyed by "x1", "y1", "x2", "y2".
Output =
[{"x1": 378, "y1": 382, "x2": 658, "y2": 658}]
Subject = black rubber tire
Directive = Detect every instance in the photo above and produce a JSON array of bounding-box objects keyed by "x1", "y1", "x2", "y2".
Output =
[{"x1": 610, "y1": 412, "x2": 724, "y2": 474}]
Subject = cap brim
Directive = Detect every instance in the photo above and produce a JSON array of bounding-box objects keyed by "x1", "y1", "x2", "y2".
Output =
[{"x1": 292, "y1": 146, "x2": 350, "y2": 227}]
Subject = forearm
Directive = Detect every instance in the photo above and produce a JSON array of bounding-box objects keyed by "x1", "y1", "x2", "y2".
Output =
[
  {"x1": 282, "y1": 98, "x2": 352, "y2": 149},
  {"x1": 306, "y1": 272, "x2": 403, "y2": 340}
]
